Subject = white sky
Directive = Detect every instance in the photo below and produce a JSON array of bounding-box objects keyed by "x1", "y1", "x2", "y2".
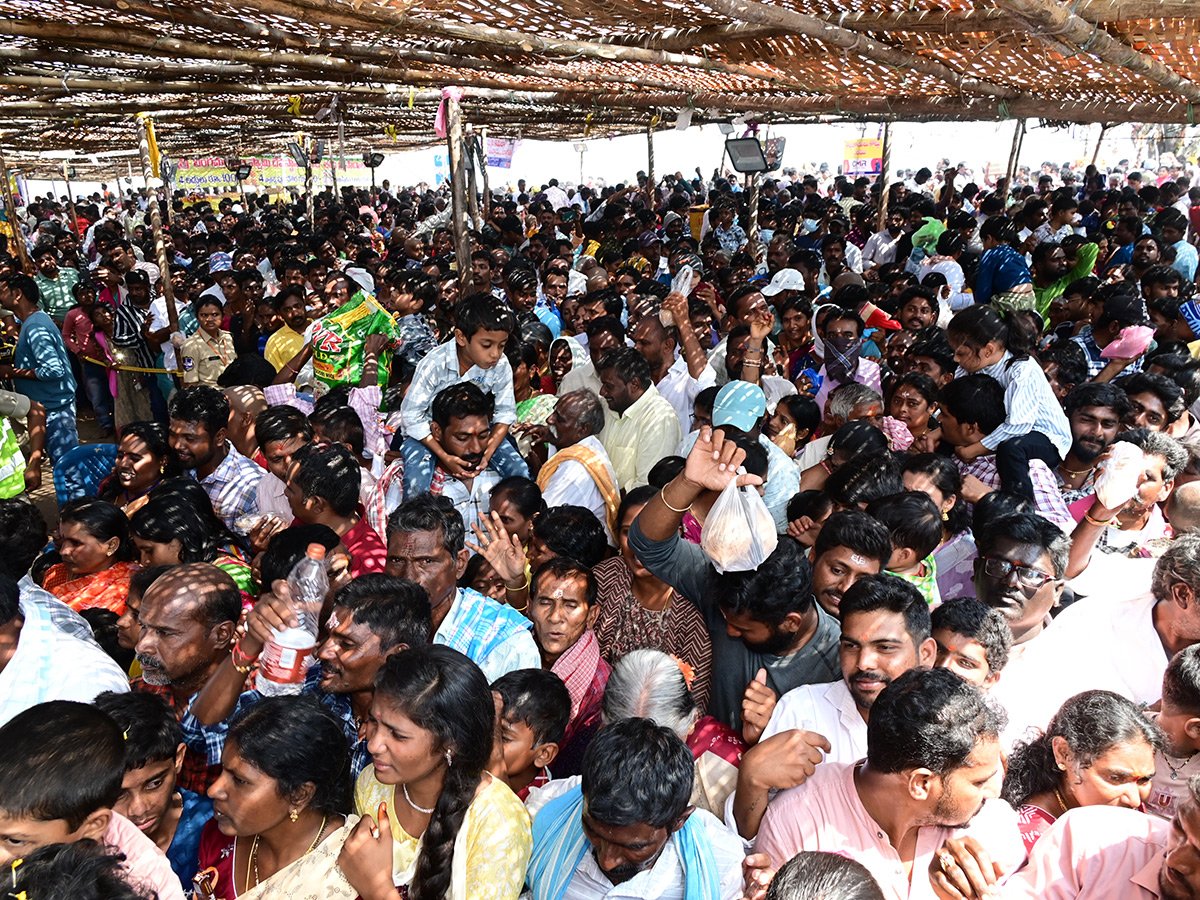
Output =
[{"x1": 20, "y1": 119, "x2": 1153, "y2": 201}]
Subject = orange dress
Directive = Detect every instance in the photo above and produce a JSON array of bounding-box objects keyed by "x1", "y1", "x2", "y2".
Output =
[{"x1": 42, "y1": 560, "x2": 138, "y2": 614}]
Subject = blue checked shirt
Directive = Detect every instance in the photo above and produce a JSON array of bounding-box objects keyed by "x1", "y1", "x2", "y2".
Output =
[
  {"x1": 192, "y1": 443, "x2": 263, "y2": 531},
  {"x1": 180, "y1": 666, "x2": 372, "y2": 778},
  {"x1": 399, "y1": 338, "x2": 517, "y2": 442}
]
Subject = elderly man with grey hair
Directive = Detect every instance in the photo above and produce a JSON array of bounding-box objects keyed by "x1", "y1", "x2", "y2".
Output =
[
  {"x1": 993, "y1": 531, "x2": 1200, "y2": 750},
  {"x1": 601, "y1": 649, "x2": 747, "y2": 818},
  {"x1": 795, "y1": 381, "x2": 884, "y2": 471},
  {"x1": 533, "y1": 389, "x2": 619, "y2": 545}
]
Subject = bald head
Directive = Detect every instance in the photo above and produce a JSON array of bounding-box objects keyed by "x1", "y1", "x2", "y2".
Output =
[
  {"x1": 135, "y1": 563, "x2": 241, "y2": 691},
  {"x1": 143, "y1": 563, "x2": 241, "y2": 627},
  {"x1": 224, "y1": 385, "x2": 267, "y2": 456},
  {"x1": 1169, "y1": 481, "x2": 1200, "y2": 534}
]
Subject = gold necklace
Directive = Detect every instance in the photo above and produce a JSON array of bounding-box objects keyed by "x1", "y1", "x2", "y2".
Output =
[
  {"x1": 1057, "y1": 461, "x2": 1094, "y2": 478},
  {"x1": 1053, "y1": 787, "x2": 1070, "y2": 816},
  {"x1": 247, "y1": 815, "x2": 328, "y2": 890}
]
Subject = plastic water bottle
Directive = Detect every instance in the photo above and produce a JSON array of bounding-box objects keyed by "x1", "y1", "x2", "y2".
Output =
[{"x1": 256, "y1": 544, "x2": 328, "y2": 696}]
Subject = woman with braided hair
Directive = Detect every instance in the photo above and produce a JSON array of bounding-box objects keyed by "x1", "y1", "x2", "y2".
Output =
[{"x1": 339, "y1": 644, "x2": 532, "y2": 900}]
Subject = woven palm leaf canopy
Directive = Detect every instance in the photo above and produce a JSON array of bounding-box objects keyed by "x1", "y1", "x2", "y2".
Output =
[{"x1": 1, "y1": 0, "x2": 1199, "y2": 176}]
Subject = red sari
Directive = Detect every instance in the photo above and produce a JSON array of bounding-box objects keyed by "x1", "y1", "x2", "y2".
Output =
[{"x1": 42, "y1": 560, "x2": 138, "y2": 614}]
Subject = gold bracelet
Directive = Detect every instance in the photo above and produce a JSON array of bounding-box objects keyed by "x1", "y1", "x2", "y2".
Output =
[
  {"x1": 505, "y1": 573, "x2": 531, "y2": 592},
  {"x1": 660, "y1": 485, "x2": 692, "y2": 514},
  {"x1": 1084, "y1": 512, "x2": 1113, "y2": 527}
]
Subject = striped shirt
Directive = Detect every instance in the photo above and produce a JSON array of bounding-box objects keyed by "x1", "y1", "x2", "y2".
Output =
[{"x1": 964, "y1": 351, "x2": 1072, "y2": 457}]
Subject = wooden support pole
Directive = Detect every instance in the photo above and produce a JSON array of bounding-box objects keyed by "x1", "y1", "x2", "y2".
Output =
[
  {"x1": 0, "y1": 149, "x2": 31, "y2": 273},
  {"x1": 876, "y1": 122, "x2": 893, "y2": 233},
  {"x1": 1002, "y1": 119, "x2": 1026, "y2": 204},
  {"x1": 136, "y1": 115, "x2": 179, "y2": 334},
  {"x1": 746, "y1": 172, "x2": 760, "y2": 247},
  {"x1": 445, "y1": 89, "x2": 473, "y2": 299},
  {"x1": 62, "y1": 162, "x2": 82, "y2": 240},
  {"x1": 479, "y1": 126, "x2": 492, "y2": 224},
  {"x1": 1091, "y1": 124, "x2": 1109, "y2": 165},
  {"x1": 466, "y1": 131, "x2": 480, "y2": 230},
  {"x1": 646, "y1": 123, "x2": 656, "y2": 208}
]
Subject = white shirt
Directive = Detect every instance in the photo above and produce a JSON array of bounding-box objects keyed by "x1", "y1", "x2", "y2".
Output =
[
  {"x1": 541, "y1": 435, "x2": 617, "y2": 546},
  {"x1": 527, "y1": 779, "x2": 744, "y2": 900},
  {"x1": 147, "y1": 296, "x2": 191, "y2": 371},
  {"x1": 991, "y1": 591, "x2": 1168, "y2": 750},
  {"x1": 438, "y1": 467, "x2": 502, "y2": 537},
  {"x1": 863, "y1": 229, "x2": 903, "y2": 267},
  {"x1": 656, "y1": 353, "x2": 717, "y2": 434},
  {"x1": 0, "y1": 590, "x2": 130, "y2": 727},
  {"x1": 761, "y1": 679, "x2": 867, "y2": 764}
]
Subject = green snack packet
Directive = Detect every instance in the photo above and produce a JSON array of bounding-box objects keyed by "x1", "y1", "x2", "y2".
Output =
[{"x1": 311, "y1": 290, "x2": 400, "y2": 388}]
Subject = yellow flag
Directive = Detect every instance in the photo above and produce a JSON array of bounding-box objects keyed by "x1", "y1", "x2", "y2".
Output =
[
  {"x1": 137, "y1": 113, "x2": 160, "y2": 175},
  {"x1": 584, "y1": 112, "x2": 593, "y2": 138}
]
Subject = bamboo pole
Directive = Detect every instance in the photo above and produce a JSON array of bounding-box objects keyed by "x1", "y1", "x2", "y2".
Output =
[
  {"x1": 876, "y1": 122, "x2": 893, "y2": 232},
  {"x1": 466, "y1": 131, "x2": 480, "y2": 230},
  {"x1": 646, "y1": 123, "x2": 656, "y2": 208},
  {"x1": 1091, "y1": 124, "x2": 1109, "y2": 165},
  {"x1": 0, "y1": 149, "x2": 31, "y2": 274},
  {"x1": 746, "y1": 172, "x2": 760, "y2": 247},
  {"x1": 994, "y1": 0, "x2": 1200, "y2": 105},
  {"x1": 704, "y1": 0, "x2": 1021, "y2": 100},
  {"x1": 135, "y1": 115, "x2": 178, "y2": 334},
  {"x1": 479, "y1": 127, "x2": 491, "y2": 224},
  {"x1": 1002, "y1": 119, "x2": 1026, "y2": 202},
  {"x1": 61, "y1": 161, "x2": 82, "y2": 239},
  {"x1": 445, "y1": 91, "x2": 473, "y2": 299}
]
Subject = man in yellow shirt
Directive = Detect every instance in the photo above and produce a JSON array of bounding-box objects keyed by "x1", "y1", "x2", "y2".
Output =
[
  {"x1": 263, "y1": 287, "x2": 309, "y2": 372},
  {"x1": 597, "y1": 346, "x2": 682, "y2": 492}
]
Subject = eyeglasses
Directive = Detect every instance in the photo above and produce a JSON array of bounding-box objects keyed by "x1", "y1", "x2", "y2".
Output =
[{"x1": 981, "y1": 557, "x2": 1057, "y2": 590}]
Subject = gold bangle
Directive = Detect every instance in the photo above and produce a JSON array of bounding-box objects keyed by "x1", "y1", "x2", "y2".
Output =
[
  {"x1": 1084, "y1": 512, "x2": 1113, "y2": 527},
  {"x1": 505, "y1": 574, "x2": 531, "y2": 592},
  {"x1": 660, "y1": 485, "x2": 692, "y2": 514}
]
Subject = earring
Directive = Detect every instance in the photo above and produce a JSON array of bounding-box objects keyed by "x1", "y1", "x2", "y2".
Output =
[
  {"x1": 106, "y1": 548, "x2": 115, "y2": 556},
  {"x1": 445, "y1": 749, "x2": 453, "y2": 769},
  {"x1": 289, "y1": 809, "x2": 299, "y2": 822},
  {"x1": 941, "y1": 510, "x2": 949, "y2": 522}
]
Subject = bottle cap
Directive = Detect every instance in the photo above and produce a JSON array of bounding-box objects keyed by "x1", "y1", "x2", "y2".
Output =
[{"x1": 306, "y1": 543, "x2": 327, "y2": 560}]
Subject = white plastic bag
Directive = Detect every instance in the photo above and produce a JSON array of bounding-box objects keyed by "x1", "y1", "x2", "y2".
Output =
[
  {"x1": 1093, "y1": 441, "x2": 1145, "y2": 511},
  {"x1": 700, "y1": 472, "x2": 778, "y2": 573}
]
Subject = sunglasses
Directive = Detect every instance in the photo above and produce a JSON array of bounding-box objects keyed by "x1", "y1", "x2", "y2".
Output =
[{"x1": 981, "y1": 556, "x2": 1056, "y2": 590}]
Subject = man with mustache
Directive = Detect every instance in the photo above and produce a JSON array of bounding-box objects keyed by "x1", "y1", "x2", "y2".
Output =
[
  {"x1": 182, "y1": 574, "x2": 430, "y2": 781},
  {"x1": 525, "y1": 718, "x2": 745, "y2": 899},
  {"x1": 732, "y1": 574, "x2": 936, "y2": 839},
  {"x1": 972, "y1": 513, "x2": 1069, "y2": 651},
  {"x1": 755, "y1": 668, "x2": 1022, "y2": 897},
  {"x1": 427, "y1": 381, "x2": 507, "y2": 536},
  {"x1": 132, "y1": 563, "x2": 241, "y2": 794},
  {"x1": 1055, "y1": 382, "x2": 1132, "y2": 504}
]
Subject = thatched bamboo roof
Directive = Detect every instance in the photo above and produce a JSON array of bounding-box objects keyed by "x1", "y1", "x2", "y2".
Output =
[{"x1": 1, "y1": 0, "x2": 1199, "y2": 160}]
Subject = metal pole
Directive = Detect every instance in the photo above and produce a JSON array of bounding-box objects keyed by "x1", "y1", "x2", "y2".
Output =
[
  {"x1": 0, "y1": 148, "x2": 31, "y2": 273},
  {"x1": 445, "y1": 88, "x2": 473, "y2": 298},
  {"x1": 876, "y1": 121, "x2": 893, "y2": 233},
  {"x1": 136, "y1": 115, "x2": 179, "y2": 335}
]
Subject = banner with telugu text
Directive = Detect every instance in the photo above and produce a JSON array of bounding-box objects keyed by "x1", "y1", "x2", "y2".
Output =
[
  {"x1": 843, "y1": 139, "x2": 883, "y2": 176},
  {"x1": 173, "y1": 155, "x2": 371, "y2": 194}
]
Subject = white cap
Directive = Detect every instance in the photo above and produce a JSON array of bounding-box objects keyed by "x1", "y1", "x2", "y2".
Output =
[{"x1": 761, "y1": 267, "x2": 806, "y2": 297}]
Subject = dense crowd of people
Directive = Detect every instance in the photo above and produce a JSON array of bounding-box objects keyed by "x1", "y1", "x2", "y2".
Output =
[{"x1": 3, "y1": 154, "x2": 1200, "y2": 900}]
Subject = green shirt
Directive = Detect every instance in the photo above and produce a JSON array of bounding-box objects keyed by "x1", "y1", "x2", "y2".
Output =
[
  {"x1": 1034, "y1": 242, "x2": 1099, "y2": 319},
  {"x1": 34, "y1": 267, "x2": 80, "y2": 324}
]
